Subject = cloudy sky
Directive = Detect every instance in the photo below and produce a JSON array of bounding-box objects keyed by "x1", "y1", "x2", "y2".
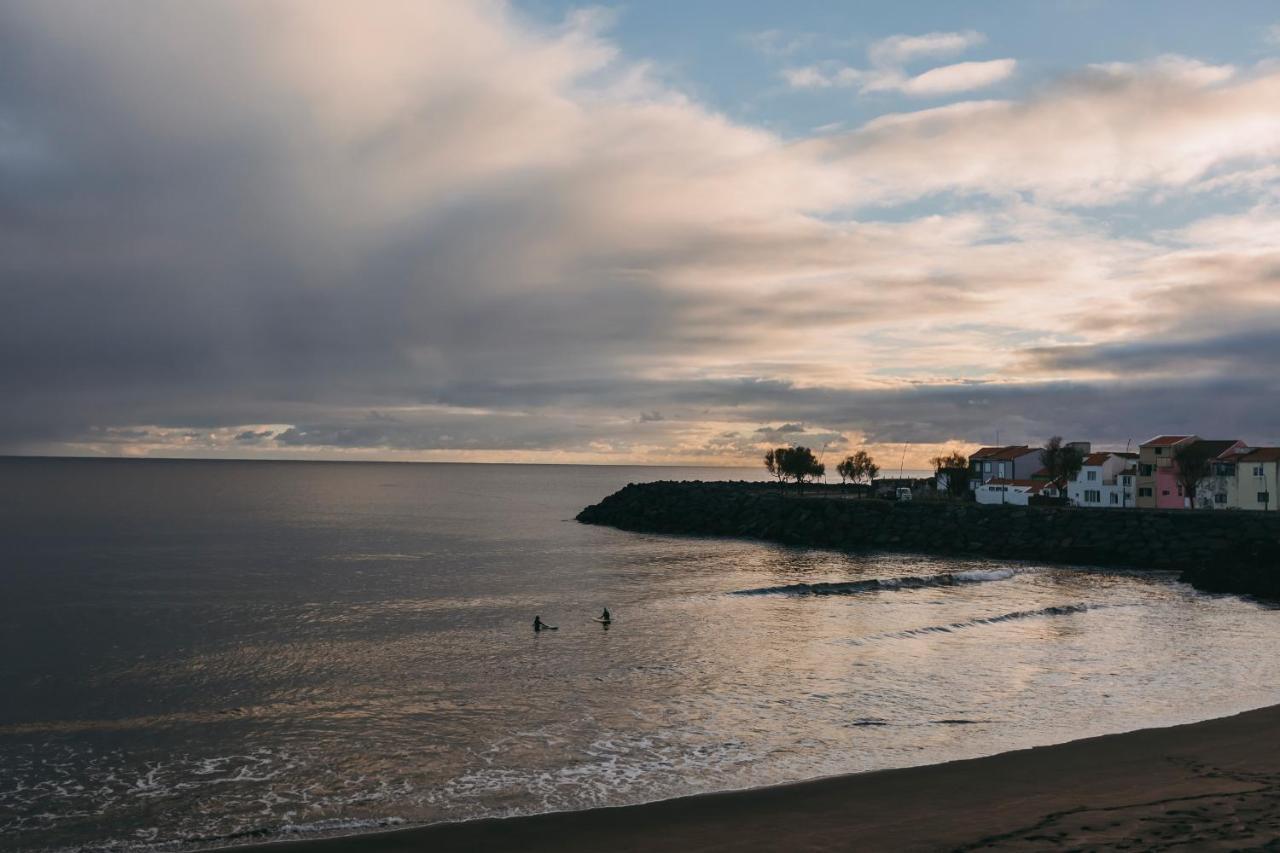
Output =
[{"x1": 3, "y1": 1, "x2": 1279, "y2": 466}]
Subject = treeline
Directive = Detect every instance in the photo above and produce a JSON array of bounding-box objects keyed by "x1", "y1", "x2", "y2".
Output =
[{"x1": 762, "y1": 446, "x2": 881, "y2": 494}]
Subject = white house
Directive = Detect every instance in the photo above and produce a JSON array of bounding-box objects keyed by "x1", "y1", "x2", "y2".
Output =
[
  {"x1": 1067, "y1": 451, "x2": 1138, "y2": 508},
  {"x1": 975, "y1": 478, "x2": 1062, "y2": 506}
]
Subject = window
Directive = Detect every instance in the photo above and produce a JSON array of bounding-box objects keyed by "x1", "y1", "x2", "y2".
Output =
[
  {"x1": 1139, "y1": 487, "x2": 1152, "y2": 497},
  {"x1": 1087, "y1": 470, "x2": 1097, "y2": 481},
  {"x1": 997, "y1": 463, "x2": 1006, "y2": 477},
  {"x1": 1260, "y1": 492, "x2": 1271, "y2": 504},
  {"x1": 1154, "y1": 447, "x2": 1164, "y2": 455},
  {"x1": 1215, "y1": 493, "x2": 1227, "y2": 505},
  {"x1": 1255, "y1": 466, "x2": 1265, "y2": 477},
  {"x1": 1139, "y1": 464, "x2": 1153, "y2": 476},
  {"x1": 1110, "y1": 493, "x2": 1119, "y2": 505},
  {"x1": 1213, "y1": 463, "x2": 1235, "y2": 476},
  {"x1": 1085, "y1": 489, "x2": 1101, "y2": 503},
  {"x1": 1177, "y1": 485, "x2": 1183, "y2": 496},
  {"x1": 1162, "y1": 490, "x2": 1170, "y2": 496}
]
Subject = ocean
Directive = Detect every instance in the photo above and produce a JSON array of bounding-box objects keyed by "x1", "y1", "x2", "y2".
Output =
[{"x1": 2, "y1": 457, "x2": 1278, "y2": 852}]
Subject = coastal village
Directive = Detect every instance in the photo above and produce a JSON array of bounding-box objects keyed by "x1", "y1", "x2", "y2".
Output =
[{"x1": 963, "y1": 436, "x2": 1280, "y2": 512}]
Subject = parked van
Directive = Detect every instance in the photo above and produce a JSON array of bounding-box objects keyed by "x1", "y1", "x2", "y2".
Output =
[{"x1": 895, "y1": 487, "x2": 913, "y2": 501}]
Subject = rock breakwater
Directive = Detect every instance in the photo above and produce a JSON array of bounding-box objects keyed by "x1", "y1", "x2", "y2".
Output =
[{"x1": 576, "y1": 481, "x2": 1280, "y2": 599}]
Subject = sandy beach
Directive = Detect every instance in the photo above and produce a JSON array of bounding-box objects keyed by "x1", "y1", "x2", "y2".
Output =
[{"x1": 236, "y1": 705, "x2": 1280, "y2": 852}]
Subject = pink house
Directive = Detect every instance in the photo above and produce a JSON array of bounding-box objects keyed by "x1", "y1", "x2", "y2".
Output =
[{"x1": 1136, "y1": 435, "x2": 1247, "y2": 509}]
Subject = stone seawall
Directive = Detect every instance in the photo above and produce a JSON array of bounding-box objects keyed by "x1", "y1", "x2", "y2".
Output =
[{"x1": 576, "y1": 481, "x2": 1280, "y2": 599}]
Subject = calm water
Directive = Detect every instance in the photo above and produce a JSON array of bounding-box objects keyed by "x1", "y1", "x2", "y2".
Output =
[{"x1": 2, "y1": 458, "x2": 1278, "y2": 852}]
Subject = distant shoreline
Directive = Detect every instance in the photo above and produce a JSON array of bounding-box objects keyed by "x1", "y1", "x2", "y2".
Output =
[
  {"x1": 0, "y1": 454, "x2": 785, "y2": 470},
  {"x1": 225, "y1": 704, "x2": 1280, "y2": 852}
]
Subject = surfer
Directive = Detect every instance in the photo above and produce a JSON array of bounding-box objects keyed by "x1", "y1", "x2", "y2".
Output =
[
  {"x1": 533, "y1": 615, "x2": 557, "y2": 631},
  {"x1": 599, "y1": 607, "x2": 611, "y2": 623}
]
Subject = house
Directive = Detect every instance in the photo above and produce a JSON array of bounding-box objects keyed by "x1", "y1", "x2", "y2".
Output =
[
  {"x1": 1137, "y1": 435, "x2": 1247, "y2": 509},
  {"x1": 1136, "y1": 435, "x2": 1195, "y2": 509},
  {"x1": 975, "y1": 478, "x2": 1063, "y2": 506},
  {"x1": 967, "y1": 446, "x2": 1043, "y2": 492},
  {"x1": 1067, "y1": 451, "x2": 1139, "y2": 508},
  {"x1": 1202, "y1": 447, "x2": 1280, "y2": 511},
  {"x1": 1197, "y1": 444, "x2": 1252, "y2": 509}
]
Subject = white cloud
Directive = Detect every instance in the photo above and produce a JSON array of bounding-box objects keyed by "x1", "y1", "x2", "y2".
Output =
[
  {"x1": 868, "y1": 30, "x2": 985, "y2": 66},
  {"x1": 896, "y1": 59, "x2": 1017, "y2": 96},
  {"x1": 783, "y1": 30, "x2": 1013, "y2": 98}
]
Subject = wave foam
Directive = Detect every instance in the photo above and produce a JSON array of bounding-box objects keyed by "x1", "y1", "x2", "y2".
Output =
[
  {"x1": 733, "y1": 568, "x2": 1016, "y2": 597},
  {"x1": 855, "y1": 603, "x2": 1102, "y2": 644}
]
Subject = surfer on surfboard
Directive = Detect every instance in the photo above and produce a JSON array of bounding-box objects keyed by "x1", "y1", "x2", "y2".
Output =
[
  {"x1": 533, "y1": 615, "x2": 557, "y2": 631},
  {"x1": 596, "y1": 607, "x2": 611, "y2": 624}
]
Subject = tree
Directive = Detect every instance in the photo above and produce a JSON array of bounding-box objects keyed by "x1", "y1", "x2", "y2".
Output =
[
  {"x1": 775, "y1": 446, "x2": 825, "y2": 493},
  {"x1": 1040, "y1": 436, "x2": 1083, "y2": 486},
  {"x1": 931, "y1": 450, "x2": 970, "y2": 497},
  {"x1": 836, "y1": 456, "x2": 856, "y2": 493},
  {"x1": 764, "y1": 448, "x2": 784, "y2": 491},
  {"x1": 857, "y1": 451, "x2": 880, "y2": 493},
  {"x1": 837, "y1": 450, "x2": 879, "y2": 497},
  {"x1": 1174, "y1": 441, "x2": 1216, "y2": 509}
]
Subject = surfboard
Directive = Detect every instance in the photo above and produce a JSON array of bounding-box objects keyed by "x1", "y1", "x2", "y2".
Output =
[{"x1": 592, "y1": 617, "x2": 612, "y2": 624}]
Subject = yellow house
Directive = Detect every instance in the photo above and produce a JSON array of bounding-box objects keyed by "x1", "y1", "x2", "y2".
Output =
[{"x1": 1234, "y1": 448, "x2": 1280, "y2": 512}]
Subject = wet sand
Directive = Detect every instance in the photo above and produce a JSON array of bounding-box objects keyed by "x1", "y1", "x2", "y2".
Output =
[{"x1": 240, "y1": 705, "x2": 1280, "y2": 852}]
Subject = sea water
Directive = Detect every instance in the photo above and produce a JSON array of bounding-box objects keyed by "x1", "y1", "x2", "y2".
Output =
[{"x1": 2, "y1": 458, "x2": 1278, "y2": 851}]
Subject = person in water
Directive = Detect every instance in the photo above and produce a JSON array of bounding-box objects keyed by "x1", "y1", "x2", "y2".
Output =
[
  {"x1": 533, "y1": 615, "x2": 556, "y2": 631},
  {"x1": 599, "y1": 607, "x2": 611, "y2": 622}
]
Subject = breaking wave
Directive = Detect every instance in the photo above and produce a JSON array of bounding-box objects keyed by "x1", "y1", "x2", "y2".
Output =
[
  {"x1": 733, "y1": 568, "x2": 1017, "y2": 597},
  {"x1": 854, "y1": 603, "x2": 1103, "y2": 644}
]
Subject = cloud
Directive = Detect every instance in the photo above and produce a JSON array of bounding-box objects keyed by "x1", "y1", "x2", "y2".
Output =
[
  {"x1": 783, "y1": 29, "x2": 1012, "y2": 97},
  {"x1": 897, "y1": 59, "x2": 1018, "y2": 96},
  {"x1": 1267, "y1": 24, "x2": 1280, "y2": 46},
  {"x1": 1, "y1": 3, "x2": 1279, "y2": 464},
  {"x1": 868, "y1": 30, "x2": 986, "y2": 66},
  {"x1": 813, "y1": 57, "x2": 1280, "y2": 205}
]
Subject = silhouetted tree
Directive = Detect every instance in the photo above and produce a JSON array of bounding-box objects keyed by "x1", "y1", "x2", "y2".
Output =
[
  {"x1": 1174, "y1": 441, "x2": 1216, "y2": 509},
  {"x1": 931, "y1": 450, "x2": 970, "y2": 496},
  {"x1": 838, "y1": 450, "x2": 879, "y2": 497},
  {"x1": 764, "y1": 448, "x2": 784, "y2": 491},
  {"x1": 836, "y1": 455, "x2": 856, "y2": 494},
  {"x1": 1040, "y1": 436, "x2": 1083, "y2": 486},
  {"x1": 775, "y1": 446, "x2": 825, "y2": 493}
]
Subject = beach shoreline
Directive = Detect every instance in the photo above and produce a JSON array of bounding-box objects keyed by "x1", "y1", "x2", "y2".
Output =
[{"x1": 227, "y1": 703, "x2": 1280, "y2": 852}]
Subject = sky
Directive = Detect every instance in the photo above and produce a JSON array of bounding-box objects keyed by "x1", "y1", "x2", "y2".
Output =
[{"x1": 2, "y1": 1, "x2": 1279, "y2": 468}]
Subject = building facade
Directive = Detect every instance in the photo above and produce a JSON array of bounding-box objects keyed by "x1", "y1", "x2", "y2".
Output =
[
  {"x1": 967, "y1": 446, "x2": 1044, "y2": 492},
  {"x1": 975, "y1": 478, "x2": 1062, "y2": 506},
  {"x1": 1236, "y1": 448, "x2": 1280, "y2": 511},
  {"x1": 1067, "y1": 451, "x2": 1138, "y2": 508}
]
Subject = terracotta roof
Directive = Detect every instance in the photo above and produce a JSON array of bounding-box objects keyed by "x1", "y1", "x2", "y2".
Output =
[
  {"x1": 970, "y1": 445, "x2": 1036, "y2": 462},
  {"x1": 1080, "y1": 451, "x2": 1134, "y2": 467},
  {"x1": 1240, "y1": 447, "x2": 1280, "y2": 463},
  {"x1": 1141, "y1": 435, "x2": 1193, "y2": 447},
  {"x1": 1192, "y1": 439, "x2": 1243, "y2": 458}
]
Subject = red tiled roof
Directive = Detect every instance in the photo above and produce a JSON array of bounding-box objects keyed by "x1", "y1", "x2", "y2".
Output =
[
  {"x1": 1193, "y1": 439, "x2": 1244, "y2": 458},
  {"x1": 970, "y1": 445, "x2": 1036, "y2": 462},
  {"x1": 1083, "y1": 452, "x2": 1112, "y2": 466},
  {"x1": 1141, "y1": 435, "x2": 1193, "y2": 447},
  {"x1": 1240, "y1": 447, "x2": 1280, "y2": 462}
]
